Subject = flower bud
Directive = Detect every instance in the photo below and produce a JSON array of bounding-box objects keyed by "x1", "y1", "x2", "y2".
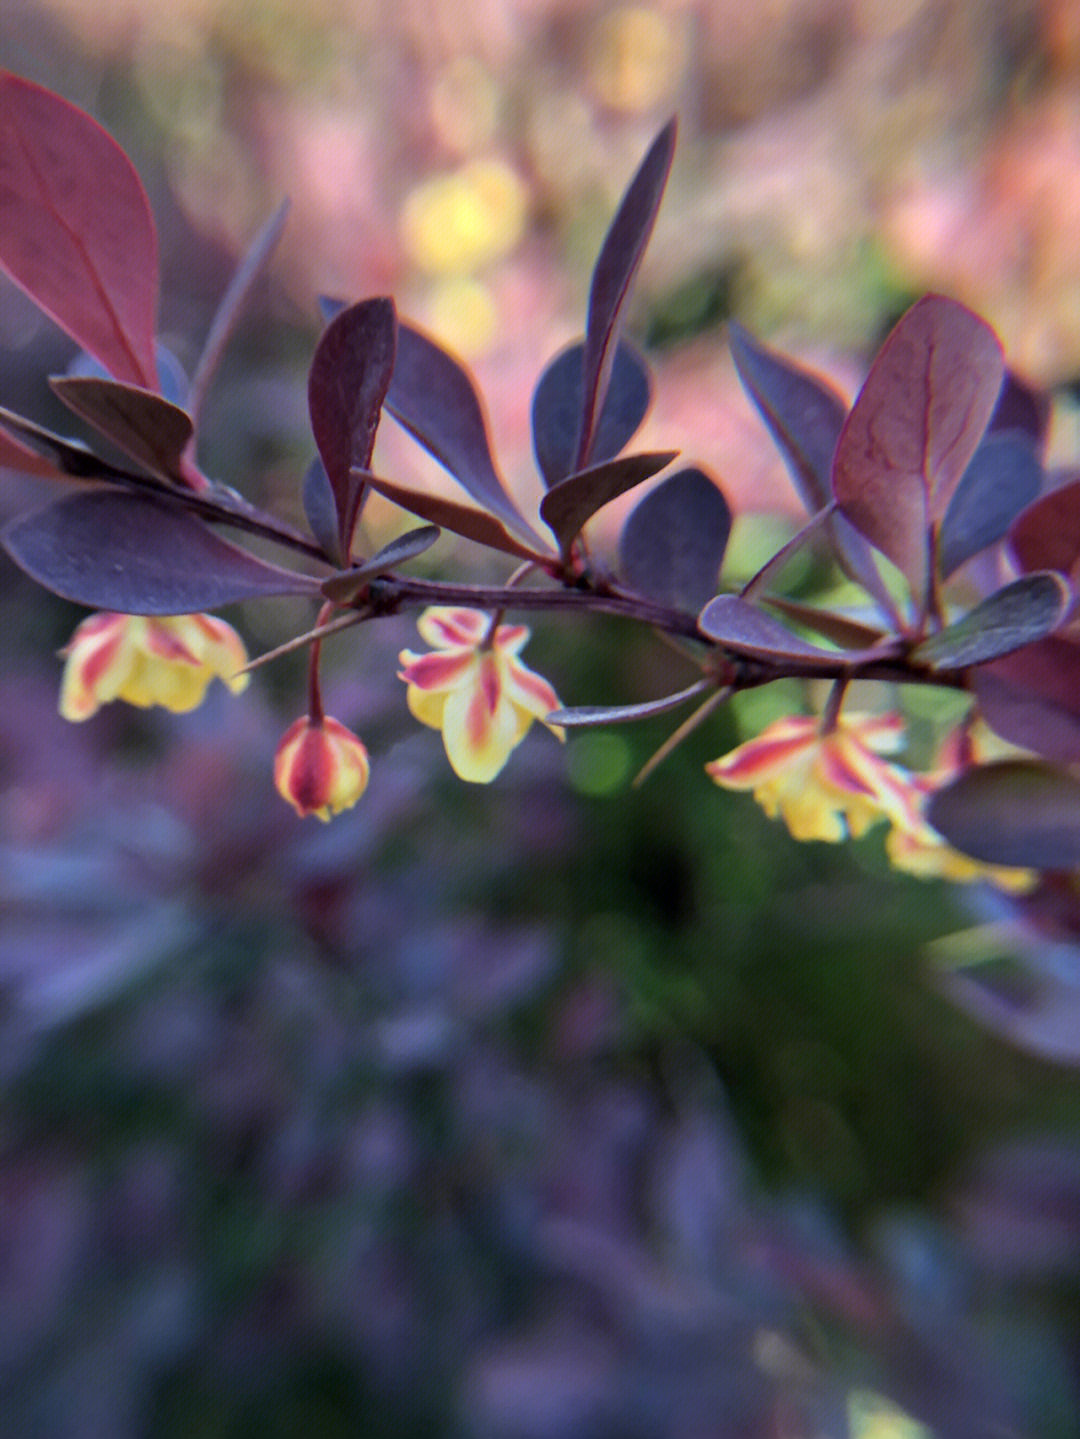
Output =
[{"x1": 274, "y1": 715, "x2": 370, "y2": 821}]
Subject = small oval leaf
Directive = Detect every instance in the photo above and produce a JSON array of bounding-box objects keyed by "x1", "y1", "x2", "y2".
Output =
[
  {"x1": 532, "y1": 340, "x2": 652, "y2": 487},
  {"x1": 539, "y1": 450, "x2": 677, "y2": 553},
  {"x1": 0, "y1": 73, "x2": 159, "y2": 387},
  {"x1": 619, "y1": 467, "x2": 731, "y2": 614},
  {"x1": 321, "y1": 524, "x2": 441, "y2": 602},
  {"x1": 912, "y1": 573, "x2": 1071, "y2": 671},
  {"x1": 3, "y1": 490, "x2": 317, "y2": 613},
  {"x1": 698, "y1": 593, "x2": 890, "y2": 666},
  {"x1": 927, "y1": 761, "x2": 1080, "y2": 870},
  {"x1": 49, "y1": 376, "x2": 193, "y2": 483}
]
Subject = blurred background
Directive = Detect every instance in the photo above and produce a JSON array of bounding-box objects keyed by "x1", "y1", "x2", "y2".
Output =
[{"x1": 5, "y1": 1, "x2": 1080, "y2": 1434}]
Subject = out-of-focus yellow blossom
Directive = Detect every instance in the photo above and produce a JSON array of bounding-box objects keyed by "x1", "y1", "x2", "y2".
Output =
[
  {"x1": 398, "y1": 607, "x2": 564, "y2": 783},
  {"x1": 589, "y1": 6, "x2": 687, "y2": 114},
  {"x1": 401, "y1": 158, "x2": 528, "y2": 276},
  {"x1": 706, "y1": 712, "x2": 912, "y2": 843},
  {"x1": 274, "y1": 714, "x2": 370, "y2": 821},
  {"x1": 59, "y1": 612, "x2": 249, "y2": 721}
]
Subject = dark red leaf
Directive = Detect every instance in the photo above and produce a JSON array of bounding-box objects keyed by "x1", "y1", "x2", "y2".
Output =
[
  {"x1": 308, "y1": 296, "x2": 397, "y2": 559},
  {"x1": 618, "y1": 467, "x2": 731, "y2": 614},
  {"x1": 576, "y1": 118, "x2": 675, "y2": 472},
  {"x1": 911, "y1": 573, "x2": 1070, "y2": 670},
  {"x1": 539, "y1": 450, "x2": 677, "y2": 554},
  {"x1": 49, "y1": 376, "x2": 193, "y2": 484},
  {"x1": 833, "y1": 295, "x2": 1004, "y2": 606},
  {"x1": 0, "y1": 72, "x2": 158, "y2": 388},
  {"x1": 365, "y1": 473, "x2": 553, "y2": 562},
  {"x1": 3, "y1": 490, "x2": 317, "y2": 612},
  {"x1": 698, "y1": 593, "x2": 891, "y2": 666},
  {"x1": 386, "y1": 321, "x2": 546, "y2": 549},
  {"x1": 927, "y1": 761, "x2": 1080, "y2": 869},
  {"x1": 975, "y1": 637, "x2": 1080, "y2": 762},
  {"x1": 532, "y1": 340, "x2": 652, "y2": 487},
  {"x1": 1009, "y1": 479, "x2": 1080, "y2": 579},
  {"x1": 939, "y1": 433, "x2": 1042, "y2": 579}
]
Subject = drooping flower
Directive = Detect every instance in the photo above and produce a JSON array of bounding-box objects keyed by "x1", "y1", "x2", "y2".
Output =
[
  {"x1": 59, "y1": 612, "x2": 249, "y2": 721},
  {"x1": 706, "y1": 712, "x2": 916, "y2": 843},
  {"x1": 398, "y1": 607, "x2": 565, "y2": 782},
  {"x1": 274, "y1": 714, "x2": 370, "y2": 821}
]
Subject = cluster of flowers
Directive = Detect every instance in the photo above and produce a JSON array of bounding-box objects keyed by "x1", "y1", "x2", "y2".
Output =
[{"x1": 58, "y1": 605, "x2": 1030, "y2": 888}]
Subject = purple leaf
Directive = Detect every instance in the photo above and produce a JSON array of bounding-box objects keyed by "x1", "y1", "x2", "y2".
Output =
[
  {"x1": 728, "y1": 322, "x2": 892, "y2": 609},
  {"x1": 939, "y1": 433, "x2": 1042, "y2": 578},
  {"x1": 320, "y1": 524, "x2": 441, "y2": 602},
  {"x1": 618, "y1": 467, "x2": 731, "y2": 613},
  {"x1": 1009, "y1": 478, "x2": 1080, "y2": 578},
  {"x1": 386, "y1": 321, "x2": 546, "y2": 548},
  {"x1": 576, "y1": 118, "x2": 676, "y2": 472},
  {"x1": 975, "y1": 638, "x2": 1080, "y2": 762},
  {"x1": 301, "y1": 455, "x2": 341, "y2": 562},
  {"x1": 49, "y1": 376, "x2": 193, "y2": 484},
  {"x1": 760, "y1": 595, "x2": 888, "y2": 649},
  {"x1": 532, "y1": 340, "x2": 652, "y2": 487},
  {"x1": 0, "y1": 425, "x2": 66, "y2": 479},
  {"x1": 539, "y1": 450, "x2": 677, "y2": 554},
  {"x1": 0, "y1": 405, "x2": 152, "y2": 485},
  {"x1": 927, "y1": 760, "x2": 1080, "y2": 869},
  {"x1": 186, "y1": 197, "x2": 290, "y2": 433},
  {"x1": 833, "y1": 295, "x2": 1005, "y2": 607},
  {"x1": 548, "y1": 682, "x2": 710, "y2": 727},
  {"x1": 3, "y1": 490, "x2": 317, "y2": 612},
  {"x1": 0, "y1": 73, "x2": 159, "y2": 388},
  {"x1": 308, "y1": 296, "x2": 397, "y2": 559},
  {"x1": 698, "y1": 592, "x2": 892, "y2": 666},
  {"x1": 987, "y1": 369, "x2": 1051, "y2": 449},
  {"x1": 911, "y1": 573, "x2": 1070, "y2": 670},
  {"x1": 365, "y1": 473, "x2": 553, "y2": 562}
]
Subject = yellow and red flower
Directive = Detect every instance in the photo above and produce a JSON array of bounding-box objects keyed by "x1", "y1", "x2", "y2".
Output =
[
  {"x1": 274, "y1": 714, "x2": 370, "y2": 821},
  {"x1": 59, "y1": 611, "x2": 249, "y2": 721},
  {"x1": 706, "y1": 711, "x2": 916, "y2": 844},
  {"x1": 398, "y1": 607, "x2": 564, "y2": 782}
]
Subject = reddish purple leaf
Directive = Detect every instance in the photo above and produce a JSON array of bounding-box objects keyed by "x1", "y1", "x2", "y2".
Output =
[
  {"x1": 308, "y1": 297, "x2": 396, "y2": 559},
  {"x1": 538, "y1": 450, "x2": 677, "y2": 554},
  {"x1": 576, "y1": 118, "x2": 676, "y2": 472},
  {"x1": 301, "y1": 455, "x2": 340, "y2": 561},
  {"x1": 619, "y1": 467, "x2": 731, "y2": 614},
  {"x1": 385, "y1": 321, "x2": 546, "y2": 549},
  {"x1": 1009, "y1": 478, "x2": 1080, "y2": 580},
  {"x1": 3, "y1": 490, "x2": 317, "y2": 612},
  {"x1": 365, "y1": 474, "x2": 553, "y2": 563},
  {"x1": 832, "y1": 295, "x2": 1004, "y2": 606},
  {"x1": 987, "y1": 370, "x2": 1051, "y2": 450},
  {"x1": 927, "y1": 761, "x2": 1080, "y2": 869},
  {"x1": 0, "y1": 405, "x2": 151, "y2": 485},
  {"x1": 49, "y1": 376, "x2": 193, "y2": 484},
  {"x1": 975, "y1": 637, "x2": 1080, "y2": 762},
  {"x1": 698, "y1": 593, "x2": 892, "y2": 666},
  {"x1": 0, "y1": 73, "x2": 158, "y2": 388},
  {"x1": 532, "y1": 340, "x2": 652, "y2": 487}
]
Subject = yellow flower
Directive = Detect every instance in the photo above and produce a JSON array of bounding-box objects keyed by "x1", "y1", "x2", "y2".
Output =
[
  {"x1": 274, "y1": 714, "x2": 370, "y2": 821},
  {"x1": 398, "y1": 607, "x2": 565, "y2": 783},
  {"x1": 59, "y1": 612, "x2": 249, "y2": 721},
  {"x1": 706, "y1": 712, "x2": 916, "y2": 843}
]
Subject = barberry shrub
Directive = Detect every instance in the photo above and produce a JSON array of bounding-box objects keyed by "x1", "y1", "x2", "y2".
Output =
[{"x1": 4, "y1": 70, "x2": 1080, "y2": 877}]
